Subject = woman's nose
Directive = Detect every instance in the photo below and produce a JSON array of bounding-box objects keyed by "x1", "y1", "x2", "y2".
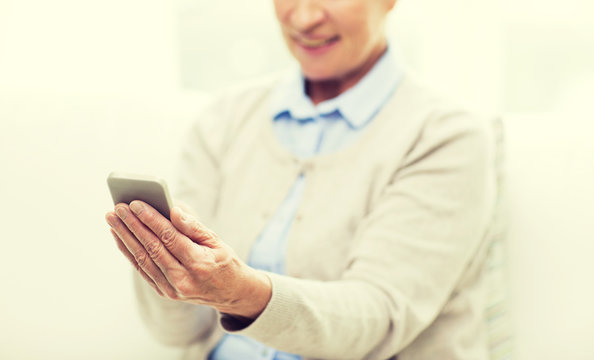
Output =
[{"x1": 289, "y1": 0, "x2": 325, "y2": 33}]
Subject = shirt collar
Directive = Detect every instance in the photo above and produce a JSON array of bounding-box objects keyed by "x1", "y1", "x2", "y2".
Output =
[{"x1": 269, "y1": 46, "x2": 403, "y2": 128}]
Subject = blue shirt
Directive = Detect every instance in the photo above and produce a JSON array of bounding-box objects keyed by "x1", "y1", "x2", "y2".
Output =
[{"x1": 208, "y1": 48, "x2": 402, "y2": 360}]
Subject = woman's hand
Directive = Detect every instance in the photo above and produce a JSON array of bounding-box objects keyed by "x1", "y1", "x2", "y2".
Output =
[{"x1": 105, "y1": 201, "x2": 271, "y2": 319}]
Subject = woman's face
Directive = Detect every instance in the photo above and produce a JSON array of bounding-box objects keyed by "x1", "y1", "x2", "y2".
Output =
[{"x1": 273, "y1": 0, "x2": 396, "y2": 81}]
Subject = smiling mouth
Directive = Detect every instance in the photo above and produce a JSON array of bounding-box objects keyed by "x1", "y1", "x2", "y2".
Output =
[{"x1": 295, "y1": 35, "x2": 340, "y2": 48}]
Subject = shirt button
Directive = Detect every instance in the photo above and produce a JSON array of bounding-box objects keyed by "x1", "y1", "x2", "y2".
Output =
[{"x1": 302, "y1": 162, "x2": 314, "y2": 172}]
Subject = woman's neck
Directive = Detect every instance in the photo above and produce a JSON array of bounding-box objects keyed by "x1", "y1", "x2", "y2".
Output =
[{"x1": 305, "y1": 44, "x2": 387, "y2": 105}]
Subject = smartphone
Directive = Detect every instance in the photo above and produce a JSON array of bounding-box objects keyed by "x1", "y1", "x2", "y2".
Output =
[{"x1": 107, "y1": 171, "x2": 173, "y2": 219}]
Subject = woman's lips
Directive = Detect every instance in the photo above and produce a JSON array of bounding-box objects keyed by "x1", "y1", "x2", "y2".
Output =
[{"x1": 293, "y1": 35, "x2": 340, "y2": 54}]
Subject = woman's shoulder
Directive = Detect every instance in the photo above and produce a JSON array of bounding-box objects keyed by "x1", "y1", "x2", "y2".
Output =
[
  {"x1": 183, "y1": 73, "x2": 284, "y2": 159},
  {"x1": 193, "y1": 72, "x2": 282, "y2": 126},
  {"x1": 211, "y1": 72, "x2": 283, "y2": 109},
  {"x1": 395, "y1": 74, "x2": 487, "y2": 118},
  {"x1": 378, "y1": 74, "x2": 497, "y2": 180},
  {"x1": 393, "y1": 74, "x2": 496, "y2": 143}
]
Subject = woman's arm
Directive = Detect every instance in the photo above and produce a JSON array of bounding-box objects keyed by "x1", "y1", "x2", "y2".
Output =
[{"x1": 221, "y1": 111, "x2": 496, "y2": 359}]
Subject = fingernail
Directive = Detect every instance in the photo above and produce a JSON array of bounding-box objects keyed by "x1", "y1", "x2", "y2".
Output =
[
  {"x1": 105, "y1": 213, "x2": 117, "y2": 227},
  {"x1": 130, "y1": 201, "x2": 144, "y2": 214},
  {"x1": 115, "y1": 207, "x2": 127, "y2": 220}
]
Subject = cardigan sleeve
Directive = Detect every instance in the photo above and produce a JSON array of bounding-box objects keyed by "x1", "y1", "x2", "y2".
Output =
[
  {"x1": 133, "y1": 271, "x2": 217, "y2": 347},
  {"x1": 222, "y1": 110, "x2": 496, "y2": 359}
]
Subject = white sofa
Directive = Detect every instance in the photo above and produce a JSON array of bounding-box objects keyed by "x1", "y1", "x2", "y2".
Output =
[
  {"x1": 503, "y1": 113, "x2": 594, "y2": 360},
  {"x1": 1, "y1": 91, "x2": 592, "y2": 360}
]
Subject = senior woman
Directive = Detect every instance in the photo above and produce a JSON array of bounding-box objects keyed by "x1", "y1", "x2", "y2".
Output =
[{"x1": 105, "y1": 0, "x2": 500, "y2": 359}]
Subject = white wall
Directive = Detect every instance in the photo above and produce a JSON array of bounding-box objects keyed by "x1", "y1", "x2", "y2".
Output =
[
  {"x1": 505, "y1": 113, "x2": 594, "y2": 360},
  {"x1": 388, "y1": 0, "x2": 505, "y2": 113},
  {"x1": 0, "y1": 0, "x2": 179, "y2": 94},
  {"x1": 0, "y1": 1, "x2": 194, "y2": 358}
]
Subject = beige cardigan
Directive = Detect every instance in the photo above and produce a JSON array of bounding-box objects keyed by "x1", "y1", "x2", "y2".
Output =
[{"x1": 134, "y1": 74, "x2": 498, "y2": 360}]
